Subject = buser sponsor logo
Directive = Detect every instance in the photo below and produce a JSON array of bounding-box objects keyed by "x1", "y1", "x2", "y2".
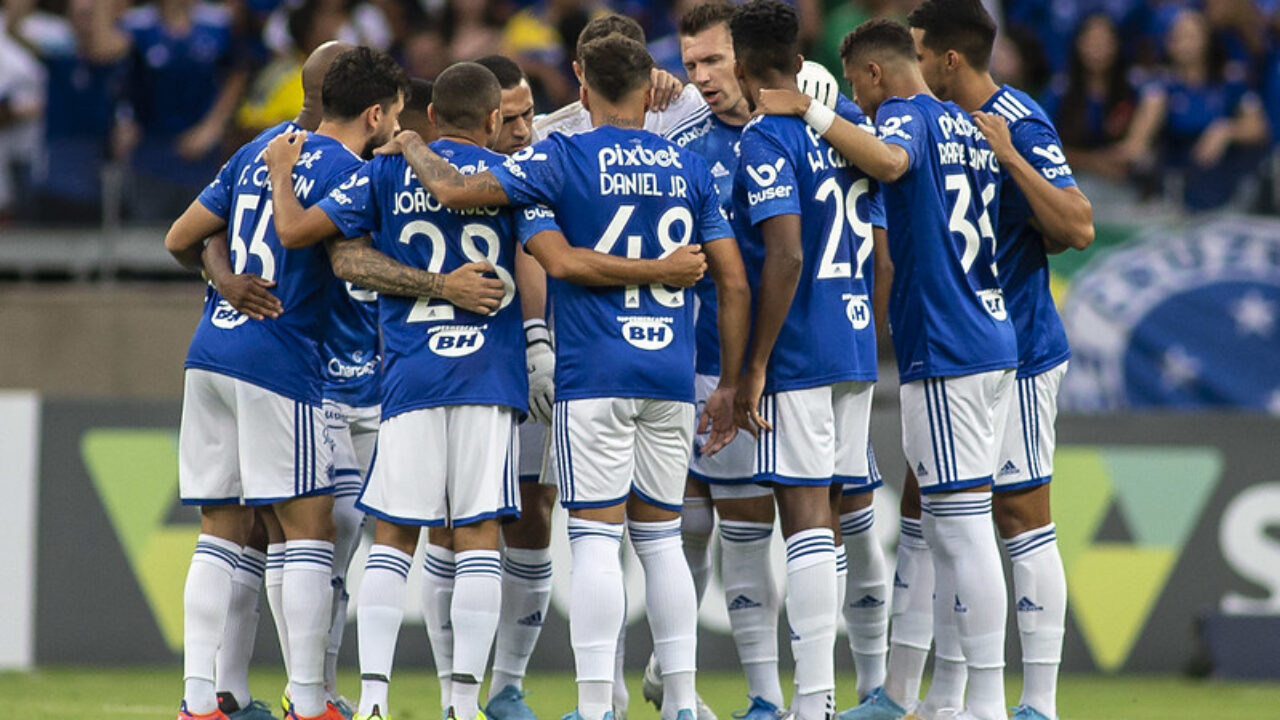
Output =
[{"x1": 597, "y1": 144, "x2": 684, "y2": 173}]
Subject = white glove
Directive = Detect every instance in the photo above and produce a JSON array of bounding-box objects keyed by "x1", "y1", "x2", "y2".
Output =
[
  {"x1": 525, "y1": 319, "x2": 555, "y2": 424},
  {"x1": 797, "y1": 59, "x2": 840, "y2": 110}
]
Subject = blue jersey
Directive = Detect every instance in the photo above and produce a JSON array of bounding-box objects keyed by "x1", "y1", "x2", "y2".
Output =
[
  {"x1": 490, "y1": 126, "x2": 733, "y2": 403},
  {"x1": 187, "y1": 123, "x2": 362, "y2": 403},
  {"x1": 321, "y1": 279, "x2": 380, "y2": 407},
  {"x1": 665, "y1": 106, "x2": 744, "y2": 377},
  {"x1": 317, "y1": 140, "x2": 533, "y2": 419},
  {"x1": 982, "y1": 85, "x2": 1076, "y2": 378},
  {"x1": 732, "y1": 105, "x2": 883, "y2": 393},
  {"x1": 875, "y1": 95, "x2": 1017, "y2": 383}
]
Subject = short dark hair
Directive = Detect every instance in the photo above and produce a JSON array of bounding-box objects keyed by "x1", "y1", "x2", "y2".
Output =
[
  {"x1": 474, "y1": 55, "x2": 527, "y2": 90},
  {"x1": 730, "y1": 0, "x2": 797, "y2": 77},
  {"x1": 322, "y1": 46, "x2": 411, "y2": 120},
  {"x1": 907, "y1": 0, "x2": 997, "y2": 70},
  {"x1": 430, "y1": 62, "x2": 500, "y2": 130},
  {"x1": 679, "y1": 1, "x2": 736, "y2": 37},
  {"x1": 406, "y1": 77, "x2": 433, "y2": 114},
  {"x1": 579, "y1": 33, "x2": 654, "y2": 104},
  {"x1": 839, "y1": 18, "x2": 916, "y2": 67},
  {"x1": 576, "y1": 14, "x2": 645, "y2": 60}
]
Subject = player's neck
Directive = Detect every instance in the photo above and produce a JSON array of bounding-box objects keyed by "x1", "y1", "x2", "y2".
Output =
[
  {"x1": 953, "y1": 70, "x2": 1002, "y2": 114},
  {"x1": 589, "y1": 102, "x2": 645, "y2": 129},
  {"x1": 437, "y1": 130, "x2": 486, "y2": 147},
  {"x1": 294, "y1": 107, "x2": 321, "y2": 133},
  {"x1": 715, "y1": 97, "x2": 752, "y2": 126},
  {"x1": 890, "y1": 68, "x2": 934, "y2": 102},
  {"x1": 316, "y1": 119, "x2": 368, "y2": 157}
]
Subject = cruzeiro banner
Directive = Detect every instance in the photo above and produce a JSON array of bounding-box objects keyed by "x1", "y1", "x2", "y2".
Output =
[
  {"x1": 32, "y1": 399, "x2": 1280, "y2": 675},
  {"x1": 1060, "y1": 216, "x2": 1280, "y2": 413}
]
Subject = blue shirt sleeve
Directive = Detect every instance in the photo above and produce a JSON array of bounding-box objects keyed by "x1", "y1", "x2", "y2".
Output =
[
  {"x1": 316, "y1": 162, "x2": 377, "y2": 239},
  {"x1": 196, "y1": 149, "x2": 240, "y2": 220},
  {"x1": 692, "y1": 157, "x2": 733, "y2": 242},
  {"x1": 488, "y1": 136, "x2": 566, "y2": 207},
  {"x1": 875, "y1": 99, "x2": 926, "y2": 172},
  {"x1": 868, "y1": 184, "x2": 886, "y2": 228},
  {"x1": 1010, "y1": 119, "x2": 1078, "y2": 190},
  {"x1": 515, "y1": 204, "x2": 562, "y2": 247},
  {"x1": 738, "y1": 125, "x2": 802, "y2": 226}
]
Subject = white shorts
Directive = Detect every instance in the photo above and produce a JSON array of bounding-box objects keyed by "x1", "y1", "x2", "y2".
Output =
[
  {"x1": 754, "y1": 380, "x2": 875, "y2": 487},
  {"x1": 552, "y1": 397, "x2": 695, "y2": 511},
  {"x1": 179, "y1": 369, "x2": 334, "y2": 506},
  {"x1": 900, "y1": 369, "x2": 1015, "y2": 495},
  {"x1": 325, "y1": 400, "x2": 380, "y2": 500},
  {"x1": 995, "y1": 362, "x2": 1066, "y2": 492},
  {"x1": 689, "y1": 373, "x2": 760, "y2": 488},
  {"x1": 707, "y1": 481, "x2": 774, "y2": 501},
  {"x1": 518, "y1": 420, "x2": 554, "y2": 484},
  {"x1": 361, "y1": 405, "x2": 520, "y2": 527},
  {"x1": 842, "y1": 442, "x2": 884, "y2": 496}
]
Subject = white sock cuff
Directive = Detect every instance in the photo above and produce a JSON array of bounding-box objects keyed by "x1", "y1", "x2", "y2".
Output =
[
  {"x1": 193, "y1": 534, "x2": 241, "y2": 572},
  {"x1": 964, "y1": 630, "x2": 1006, "y2": 669},
  {"x1": 923, "y1": 491, "x2": 992, "y2": 517},
  {"x1": 627, "y1": 518, "x2": 682, "y2": 548},
  {"x1": 457, "y1": 550, "x2": 503, "y2": 579},
  {"x1": 840, "y1": 507, "x2": 875, "y2": 536},
  {"x1": 1003, "y1": 523, "x2": 1058, "y2": 560},
  {"x1": 720, "y1": 520, "x2": 773, "y2": 544},
  {"x1": 898, "y1": 517, "x2": 928, "y2": 549},
  {"x1": 834, "y1": 545, "x2": 848, "y2": 578},
  {"x1": 567, "y1": 517, "x2": 625, "y2": 543},
  {"x1": 367, "y1": 544, "x2": 413, "y2": 579},
  {"x1": 283, "y1": 539, "x2": 334, "y2": 573},
  {"x1": 424, "y1": 544, "x2": 457, "y2": 580},
  {"x1": 785, "y1": 528, "x2": 835, "y2": 571},
  {"x1": 503, "y1": 546, "x2": 553, "y2": 581},
  {"x1": 232, "y1": 547, "x2": 267, "y2": 585}
]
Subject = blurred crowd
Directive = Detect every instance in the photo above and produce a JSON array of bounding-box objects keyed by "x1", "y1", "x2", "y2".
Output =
[{"x1": 3, "y1": 0, "x2": 1280, "y2": 226}]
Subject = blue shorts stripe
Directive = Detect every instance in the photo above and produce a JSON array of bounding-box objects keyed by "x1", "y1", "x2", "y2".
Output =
[
  {"x1": 923, "y1": 379, "x2": 945, "y2": 484},
  {"x1": 939, "y1": 378, "x2": 959, "y2": 484}
]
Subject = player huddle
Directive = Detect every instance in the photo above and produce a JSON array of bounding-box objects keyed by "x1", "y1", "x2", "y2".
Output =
[{"x1": 165, "y1": 3, "x2": 1093, "y2": 720}]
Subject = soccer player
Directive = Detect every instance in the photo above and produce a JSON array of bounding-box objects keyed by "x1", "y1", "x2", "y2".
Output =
[
  {"x1": 162, "y1": 47, "x2": 411, "y2": 720},
  {"x1": 755, "y1": 18, "x2": 1019, "y2": 720},
  {"x1": 726, "y1": 3, "x2": 883, "y2": 720},
  {"x1": 902, "y1": 3, "x2": 1094, "y2": 720},
  {"x1": 382, "y1": 33, "x2": 753, "y2": 720}
]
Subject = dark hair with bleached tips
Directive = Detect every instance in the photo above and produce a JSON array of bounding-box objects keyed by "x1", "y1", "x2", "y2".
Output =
[
  {"x1": 730, "y1": 0, "x2": 798, "y2": 77},
  {"x1": 430, "y1": 62, "x2": 501, "y2": 131},
  {"x1": 321, "y1": 46, "x2": 412, "y2": 120},
  {"x1": 907, "y1": 0, "x2": 998, "y2": 71},
  {"x1": 839, "y1": 18, "x2": 916, "y2": 67},
  {"x1": 579, "y1": 33, "x2": 655, "y2": 104},
  {"x1": 679, "y1": 0, "x2": 737, "y2": 38},
  {"x1": 576, "y1": 14, "x2": 646, "y2": 61},
  {"x1": 474, "y1": 55, "x2": 527, "y2": 91}
]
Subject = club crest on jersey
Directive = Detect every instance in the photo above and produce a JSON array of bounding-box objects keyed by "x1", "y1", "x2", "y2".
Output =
[
  {"x1": 842, "y1": 293, "x2": 872, "y2": 330},
  {"x1": 620, "y1": 315, "x2": 675, "y2": 350},
  {"x1": 977, "y1": 288, "x2": 1008, "y2": 321},
  {"x1": 428, "y1": 324, "x2": 487, "y2": 357},
  {"x1": 210, "y1": 298, "x2": 249, "y2": 329}
]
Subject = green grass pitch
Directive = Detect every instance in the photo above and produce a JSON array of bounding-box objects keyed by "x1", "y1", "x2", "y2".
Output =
[{"x1": 3, "y1": 669, "x2": 1280, "y2": 720}]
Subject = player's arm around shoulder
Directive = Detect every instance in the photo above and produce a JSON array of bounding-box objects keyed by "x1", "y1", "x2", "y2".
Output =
[
  {"x1": 754, "y1": 89, "x2": 910, "y2": 183},
  {"x1": 261, "y1": 131, "x2": 343, "y2": 249},
  {"x1": 972, "y1": 111, "x2": 1094, "y2": 253},
  {"x1": 379, "y1": 130, "x2": 510, "y2": 209}
]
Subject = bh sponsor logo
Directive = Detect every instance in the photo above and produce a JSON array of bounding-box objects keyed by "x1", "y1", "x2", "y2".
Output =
[
  {"x1": 428, "y1": 324, "x2": 487, "y2": 357},
  {"x1": 620, "y1": 315, "x2": 675, "y2": 350}
]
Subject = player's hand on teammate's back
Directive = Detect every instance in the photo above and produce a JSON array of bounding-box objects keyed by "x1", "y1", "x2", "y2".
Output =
[
  {"x1": 658, "y1": 244, "x2": 707, "y2": 287},
  {"x1": 215, "y1": 273, "x2": 282, "y2": 321},
  {"x1": 698, "y1": 385, "x2": 739, "y2": 455},
  {"x1": 733, "y1": 367, "x2": 772, "y2": 438},
  {"x1": 374, "y1": 130, "x2": 423, "y2": 156},
  {"x1": 971, "y1": 112, "x2": 1014, "y2": 162},
  {"x1": 650, "y1": 68, "x2": 684, "y2": 111},
  {"x1": 753, "y1": 88, "x2": 810, "y2": 118},
  {"x1": 442, "y1": 261, "x2": 506, "y2": 315},
  {"x1": 263, "y1": 131, "x2": 306, "y2": 174}
]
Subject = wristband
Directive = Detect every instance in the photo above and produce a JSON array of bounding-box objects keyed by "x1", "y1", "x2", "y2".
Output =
[
  {"x1": 524, "y1": 318, "x2": 552, "y2": 346},
  {"x1": 803, "y1": 100, "x2": 836, "y2": 136}
]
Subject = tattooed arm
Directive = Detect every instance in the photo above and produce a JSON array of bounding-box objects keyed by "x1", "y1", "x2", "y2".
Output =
[
  {"x1": 379, "y1": 131, "x2": 511, "y2": 209},
  {"x1": 325, "y1": 235, "x2": 506, "y2": 315}
]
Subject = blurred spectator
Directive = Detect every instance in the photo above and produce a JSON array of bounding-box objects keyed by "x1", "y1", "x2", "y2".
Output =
[
  {"x1": 263, "y1": 0, "x2": 391, "y2": 53},
  {"x1": 402, "y1": 25, "x2": 450, "y2": 81},
  {"x1": 814, "y1": 0, "x2": 900, "y2": 76},
  {"x1": 990, "y1": 22, "x2": 1052, "y2": 94},
  {"x1": 1046, "y1": 13, "x2": 1138, "y2": 184},
  {"x1": 4, "y1": 0, "x2": 128, "y2": 226},
  {"x1": 92, "y1": 0, "x2": 249, "y2": 223},
  {"x1": 1204, "y1": 0, "x2": 1266, "y2": 76},
  {"x1": 235, "y1": 0, "x2": 345, "y2": 142},
  {"x1": 641, "y1": 0, "x2": 697, "y2": 78},
  {"x1": 444, "y1": 0, "x2": 507, "y2": 62},
  {"x1": 1119, "y1": 8, "x2": 1269, "y2": 211},
  {"x1": 502, "y1": 0, "x2": 600, "y2": 107},
  {"x1": 0, "y1": 0, "x2": 45, "y2": 222}
]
